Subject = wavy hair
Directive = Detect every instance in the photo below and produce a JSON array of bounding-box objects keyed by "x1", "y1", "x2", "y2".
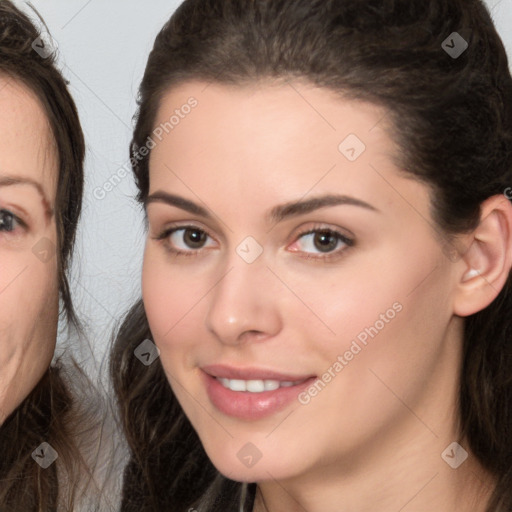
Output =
[
  {"x1": 0, "y1": 2, "x2": 100, "y2": 510},
  {"x1": 111, "y1": 1, "x2": 512, "y2": 510}
]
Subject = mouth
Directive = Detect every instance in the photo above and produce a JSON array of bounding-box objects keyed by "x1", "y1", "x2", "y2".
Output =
[
  {"x1": 201, "y1": 364, "x2": 316, "y2": 420},
  {"x1": 215, "y1": 377, "x2": 308, "y2": 393}
]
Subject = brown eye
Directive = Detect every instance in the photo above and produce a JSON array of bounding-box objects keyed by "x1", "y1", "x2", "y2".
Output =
[
  {"x1": 181, "y1": 228, "x2": 207, "y2": 249},
  {"x1": 157, "y1": 225, "x2": 217, "y2": 256},
  {"x1": 313, "y1": 230, "x2": 339, "y2": 253},
  {"x1": 292, "y1": 228, "x2": 352, "y2": 256}
]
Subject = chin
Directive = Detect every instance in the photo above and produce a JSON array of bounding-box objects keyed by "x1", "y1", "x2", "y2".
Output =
[{"x1": 203, "y1": 442, "x2": 300, "y2": 483}]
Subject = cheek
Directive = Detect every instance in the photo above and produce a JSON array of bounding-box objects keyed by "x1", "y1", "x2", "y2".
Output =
[
  {"x1": 141, "y1": 251, "x2": 212, "y2": 420},
  {"x1": 316, "y1": 236, "x2": 448, "y2": 329},
  {"x1": 142, "y1": 249, "x2": 206, "y2": 357},
  {"x1": 272, "y1": 257, "x2": 407, "y2": 362},
  {"x1": 290, "y1": 235, "x2": 454, "y2": 384},
  {"x1": 0, "y1": 249, "x2": 59, "y2": 421},
  {"x1": 303, "y1": 247, "x2": 454, "y2": 412},
  {"x1": 0, "y1": 249, "x2": 58, "y2": 331},
  {"x1": 143, "y1": 251, "x2": 183, "y2": 337}
]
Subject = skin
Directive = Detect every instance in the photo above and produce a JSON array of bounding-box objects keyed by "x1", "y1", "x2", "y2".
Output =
[
  {"x1": 0, "y1": 77, "x2": 59, "y2": 424},
  {"x1": 142, "y1": 80, "x2": 512, "y2": 512}
]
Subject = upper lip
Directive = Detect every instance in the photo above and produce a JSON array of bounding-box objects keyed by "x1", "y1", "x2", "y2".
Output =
[{"x1": 202, "y1": 364, "x2": 315, "y2": 381}]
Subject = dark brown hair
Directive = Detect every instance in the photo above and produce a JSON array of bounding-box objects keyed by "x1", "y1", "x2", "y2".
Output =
[
  {"x1": 111, "y1": 0, "x2": 512, "y2": 510},
  {"x1": 0, "y1": 1, "x2": 91, "y2": 510}
]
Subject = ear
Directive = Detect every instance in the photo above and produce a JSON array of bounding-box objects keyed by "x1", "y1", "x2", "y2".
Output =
[{"x1": 453, "y1": 194, "x2": 512, "y2": 317}]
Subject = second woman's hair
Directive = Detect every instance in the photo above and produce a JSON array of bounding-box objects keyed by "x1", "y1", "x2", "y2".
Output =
[{"x1": 112, "y1": 1, "x2": 512, "y2": 511}]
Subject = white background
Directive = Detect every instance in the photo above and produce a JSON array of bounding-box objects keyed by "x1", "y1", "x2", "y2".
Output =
[{"x1": 21, "y1": 0, "x2": 512, "y2": 382}]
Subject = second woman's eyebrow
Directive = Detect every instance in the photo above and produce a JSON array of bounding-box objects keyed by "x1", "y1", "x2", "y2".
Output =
[{"x1": 145, "y1": 191, "x2": 379, "y2": 224}]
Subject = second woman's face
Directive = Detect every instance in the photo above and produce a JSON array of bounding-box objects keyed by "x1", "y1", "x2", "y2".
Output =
[
  {"x1": 0, "y1": 78, "x2": 59, "y2": 423},
  {"x1": 143, "y1": 81, "x2": 463, "y2": 482}
]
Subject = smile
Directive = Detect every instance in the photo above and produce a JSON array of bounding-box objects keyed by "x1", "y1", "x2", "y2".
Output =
[
  {"x1": 215, "y1": 377, "x2": 306, "y2": 393},
  {"x1": 202, "y1": 367, "x2": 316, "y2": 420}
]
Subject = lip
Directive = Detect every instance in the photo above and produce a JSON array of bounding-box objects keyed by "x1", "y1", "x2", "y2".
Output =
[
  {"x1": 201, "y1": 365, "x2": 316, "y2": 420},
  {"x1": 202, "y1": 364, "x2": 314, "y2": 381}
]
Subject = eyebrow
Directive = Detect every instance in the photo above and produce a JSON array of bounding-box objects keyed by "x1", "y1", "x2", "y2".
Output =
[
  {"x1": 0, "y1": 175, "x2": 53, "y2": 217},
  {"x1": 145, "y1": 191, "x2": 378, "y2": 224}
]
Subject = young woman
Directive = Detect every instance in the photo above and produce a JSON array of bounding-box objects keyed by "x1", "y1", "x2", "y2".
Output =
[
  {"x1": 111, "y1": 0, "x2": 512, "y2": 510},
  {"x1": 0, "y1": 2, "x2": 111, "y2": 510}
]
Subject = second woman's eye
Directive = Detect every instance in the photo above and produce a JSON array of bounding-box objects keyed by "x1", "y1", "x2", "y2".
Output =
[
  {"x1": 157, "y1": 226, "x2": 216, "y2": 255},
  {"x1": 154, "y1": 224, "x2": 353, "y2": 259},
  {"x1": 289, "y1": 228, "x2": 354, "y2": 258},
  {"x1": 0, "y1": 209, "x2": 22, "y2": 233}
]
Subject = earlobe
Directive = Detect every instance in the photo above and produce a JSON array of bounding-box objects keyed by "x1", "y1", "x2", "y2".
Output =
[{"x1": 453, "y1": 195, "x2": 512, "y2": 317}]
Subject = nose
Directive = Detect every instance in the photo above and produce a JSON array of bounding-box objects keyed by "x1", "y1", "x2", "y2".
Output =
[{"x1": 204, "y1": 257, "x2": 282, "y2": 346}]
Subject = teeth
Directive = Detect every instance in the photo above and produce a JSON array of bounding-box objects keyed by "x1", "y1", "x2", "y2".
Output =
[
  {"x1": 229, "y1": 379, "x2": 246, "y2": 392},
  {"x1": 264, "y1": 380, "x2": 280, "y2": 391},
  {"x1": 247, "y1": 380, "x2": 265, "y2": 392},
  {"x1": 217, "y1": 378, "x2": 303, "y2": 393}
]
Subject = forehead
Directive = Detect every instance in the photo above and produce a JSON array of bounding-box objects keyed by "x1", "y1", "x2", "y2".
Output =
[
  {"x1": 154, "y1": 79, "x2": 391, "y2": 151},
  {"x1": 149, "y1": 81, "x2": 408, "y2": 201},
  {"x1": 0, "y1": 75, "x2": 57, "y2": 198}
]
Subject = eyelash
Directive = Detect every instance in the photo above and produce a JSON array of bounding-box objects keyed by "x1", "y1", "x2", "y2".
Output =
[{"x1": 154, "y1": 223, "x2": 354, "y2": 262}]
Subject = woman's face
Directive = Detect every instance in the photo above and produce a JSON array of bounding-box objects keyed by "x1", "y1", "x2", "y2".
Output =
[
  {"x1": 143, "y1": 81, "x2": 464, "y2": 482},
  {"x1": 0, "y1": 78, "x2": 59, "y2": 424}
]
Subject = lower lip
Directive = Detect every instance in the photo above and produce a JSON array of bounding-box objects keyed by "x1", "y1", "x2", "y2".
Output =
[{"x1": 202, "y1": 372, "x2": 315, "y2": 420}]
